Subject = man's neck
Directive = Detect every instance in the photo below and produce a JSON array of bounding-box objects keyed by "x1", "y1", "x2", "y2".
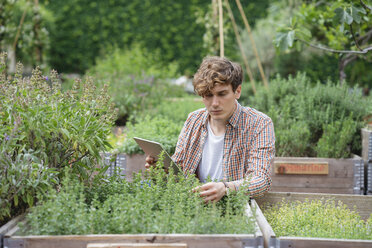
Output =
[{"x1": 209, "y1": 118, "x2": 227, "y2": 136}]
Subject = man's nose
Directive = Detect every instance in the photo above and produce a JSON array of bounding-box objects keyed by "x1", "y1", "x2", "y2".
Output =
[{"x1": 212, "y1": 96, "x2": 219, "y2": 107}]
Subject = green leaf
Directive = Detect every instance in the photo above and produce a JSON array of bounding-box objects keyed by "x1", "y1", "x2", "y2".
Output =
[
  {"x1": 350, "y1": 5, "x2": 365, "y2": 24},
  {"x1": 61, "y1": 128, "x2": 71, "y2": 139},
  {"x1": 334, "y1": 7, "x2": 353, "y2": 26},
  {"x1": 275, "y1": 30, "x2": 295, "y2": 50},
  {"x1": 14, "y1": 194, "x2": 18, "y2": 206}
]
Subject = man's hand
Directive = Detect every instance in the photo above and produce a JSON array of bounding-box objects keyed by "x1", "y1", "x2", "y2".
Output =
[
  {"x1": 193, "y1": 182, "x2": 226, "y2": 203},
  {"x1": 145, "y1": 155, "x2": 156, "y2": 170}
]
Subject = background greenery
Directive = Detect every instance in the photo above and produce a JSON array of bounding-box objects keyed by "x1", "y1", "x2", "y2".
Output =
[{"x1": 241, "y1": 73, "x2": 370, "y2": 158}]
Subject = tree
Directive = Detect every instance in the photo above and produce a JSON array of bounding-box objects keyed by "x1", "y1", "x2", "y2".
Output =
[{"x1": 275, "y1": 0, "x2": 371, "y2": 84}]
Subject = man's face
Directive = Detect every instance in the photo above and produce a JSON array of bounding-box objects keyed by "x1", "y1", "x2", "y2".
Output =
[{"x1": 202, "y1": 84, "x2": 241, "y2": 123}]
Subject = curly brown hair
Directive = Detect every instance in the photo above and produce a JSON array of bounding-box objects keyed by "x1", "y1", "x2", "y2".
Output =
[{"x1": 192, "y1": 56, "x2": 243, "y2": 97}]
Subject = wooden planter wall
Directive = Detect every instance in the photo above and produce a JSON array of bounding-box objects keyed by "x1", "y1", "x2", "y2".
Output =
[
  {"x1": 362, "y1": 128, "x2": 372, "y2": 195},
  {"x1": 270, "y1": 156, "x2": 365, "y2": 194},
  {"x1": 101, "y1": 153, "x2": 367, "y2": 194},
  {"x1": 254, "y1": 192, "x2": 372, "y2": 248}
]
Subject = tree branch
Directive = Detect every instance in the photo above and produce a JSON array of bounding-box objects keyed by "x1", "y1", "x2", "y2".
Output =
[
  {"x1": 296, "y1": 38, "x2": 372, "y2": 54},
  {"x1": 349, "y1": 24, "x2": 363, "y2": 51},
  {"x1": 360, "y1": 0, "x2": 372, "y2": 12}
]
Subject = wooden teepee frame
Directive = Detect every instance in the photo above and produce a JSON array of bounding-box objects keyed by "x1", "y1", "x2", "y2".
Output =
[{"x1": 216, "y1": 0, "x2": 269, "y2": 93}]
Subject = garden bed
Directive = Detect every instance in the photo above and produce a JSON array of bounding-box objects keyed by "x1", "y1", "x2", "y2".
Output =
[
  {"x1": 254, "y1": 192, "x2": 372, "y2": 248},
  {"x1": 1, "y1": 204, "x2": 263, "y2": 248},
  {"x1": 271, "y1": 156, "x2": 365, "y2": 194}
]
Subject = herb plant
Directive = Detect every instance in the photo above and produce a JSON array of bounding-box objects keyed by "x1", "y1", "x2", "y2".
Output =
[
  {"x1": 263, "y1": 199, "x2": 372, "y2": 240},
  {"x1": 0, "y1": 52, "x2": 116, "y2": 223},
  {"x1": 242, "y1": 73, "x2": 371, "y2": 158},
  {"x1": 21, "y1": 162, "x2": 256, "y2": 235}
]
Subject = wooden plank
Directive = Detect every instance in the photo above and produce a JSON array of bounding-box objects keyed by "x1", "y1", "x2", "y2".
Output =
[
  {"x1": 269, "y1": 187, "x2": 354, "y2": 194},
  {"x1": 0, "y1": 214, "x2": 25, "y2": 235},
  {"x1": 87, "y1": 243, "x2": 187, "y2": 248},
  {"x1": 4, "y1": 234, "x2": 257, "y2": 248},
  {"x1": 271, "y1": 176, "x2": 353, "y2": 188},
  {"x1": 273, "y1": 157, "x2": 355, "y2": 178},
  {"x1": 274, "y1": 161, "x2": 328, "y2": 175},
  {"x1": 250, "y1": 200, "x2": 276, "y2": 248},
  {"x1": 255, "y1": 192, "x2": 372, "y2": 221},
  {"x1": 279, "y1": 236, "x2": 372, "y2": 248}
]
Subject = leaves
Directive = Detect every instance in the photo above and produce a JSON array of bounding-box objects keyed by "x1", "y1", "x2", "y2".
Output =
[
  {"x1": 21, "y1": 166, "x2": 256, "y2": 235},
  {"x1": 264, "y1": 199, "x2": 372, "y2": 240}
]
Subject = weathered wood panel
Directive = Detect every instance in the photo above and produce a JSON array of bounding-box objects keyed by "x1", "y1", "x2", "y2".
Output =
[
  {"x1": 270, "y1": 157, "x2": 365, "y2": 194},
  {"x1": 87, "y1": 243, "x2": 187, "y2": 248},
  {"x1": 4, "y1": 234, "x2": 259, "y2": 248}
]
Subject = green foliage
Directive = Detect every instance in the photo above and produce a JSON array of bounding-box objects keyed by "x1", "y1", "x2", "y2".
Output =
[
  {"x1": 86, "y1": 46, "x2": 183, "y2": 124},
  {"x1": 120, "y1": 116, "x2": 183, "y2": 155},
  {"x1": 138, "y1": 97, "x2": 204, "y2": 124},
  {"x1": 315, "y1": 115, "x2": 358, "y2": 158},
  {"x1": 44, "y1": 0, "x2": 209, "y2": 74},
  {"x1": 21, "y1": 164, "x2": 256, "y2": 235},
  {"x1": 0, "y1": 0, "x2": 52, "y2": 67},
  {"x1": 119, "y1": 97, "x2": 204, "y2": 154},
  {"x1": 0, "y1": 147, "x2": 58, "y2": 223},
  {"x1": 275, "y1": 0, "x2": 371, "y2": 51},
  {"x1": 241, "y1": 73, "x2": 370, "y2": 157},
  {"x1": 0, "y1": 52, "x2": 116, "y2": 221},
  {"x1": 263, "y1": 199, "x2": 372, "y2": 240}
]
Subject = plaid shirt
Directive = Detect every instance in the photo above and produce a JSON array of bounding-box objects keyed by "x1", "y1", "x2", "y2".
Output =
[{"x1": 172, "y1": 101, "x2": 275, "y2": 197}]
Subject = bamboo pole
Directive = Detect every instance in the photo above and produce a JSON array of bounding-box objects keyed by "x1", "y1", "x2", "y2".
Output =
[
  {"x1": 218, "y1": 0, "x2": 224, "y2": 57},
  {"x1": 225, "y1": 0, "x2": 256, "y2": 94},
  {"x1": 235, "y1": 0, "x2": 269, "y2": 88}
]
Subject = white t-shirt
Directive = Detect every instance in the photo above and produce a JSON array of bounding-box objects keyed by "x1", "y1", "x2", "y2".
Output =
[{"x1": 196, "y1": 122, "x2": 224, "y2": 182}]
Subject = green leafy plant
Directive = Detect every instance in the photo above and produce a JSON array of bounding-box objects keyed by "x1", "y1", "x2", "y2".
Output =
[
  {"x1": 241, "y1": 73, "x2": 370, "y2": 158},
  {"x1": 0, "y1": 52, "x2": 116, "y2": 222},
  {"x1": 263, "y1": 199, "x2": 372, "y2": 240},
  {"x1": 274, "y1": 0, "x2": 372, "y2": 84},
  {"x1": 86, "y1": 45, "x2": 184, "y2": 124},
  {"x1": 21, "y1": 162, "x2": 256, "y2": 235}
]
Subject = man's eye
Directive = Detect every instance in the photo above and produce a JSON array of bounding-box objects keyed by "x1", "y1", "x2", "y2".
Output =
[{"x1": 205, "y1": 94, "x2": 213, "y2": 98}]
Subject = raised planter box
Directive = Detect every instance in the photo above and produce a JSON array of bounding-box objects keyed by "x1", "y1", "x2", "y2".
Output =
[
  {"x1": 368, "y1": 162, "x2": 372, "y2": 195},
  {"x1": 271, "y1": 156, "x2": 365, "y2": 194},
  {"x1": 102, "y1": 154, "x2": 366, "y2": 194},
  {"x1": 254, "y1": 192, "x2": 372, "y2": 248},
  {"x1": 101, "y1": 153, "x2": 146, "y2": 181},
  {"x1": 1, "y1": 204, "x2": 263, "y2": 248},
  {"x1": 362, "y1": 128, "x2": 372, "y2": 163}
]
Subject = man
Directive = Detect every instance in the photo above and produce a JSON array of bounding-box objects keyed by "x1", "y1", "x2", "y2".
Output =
[{"x1": 146, "y1": 56, "x2": 275, "y2": 202}]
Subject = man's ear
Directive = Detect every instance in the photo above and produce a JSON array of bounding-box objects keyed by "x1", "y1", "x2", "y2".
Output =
[{"x1": 235, "y1": 85, "x2": 242, "y2": 99}]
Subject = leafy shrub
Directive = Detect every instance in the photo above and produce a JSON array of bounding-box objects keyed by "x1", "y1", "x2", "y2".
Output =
[
  {"x1": 137, "y1": 97, "x2": 204, "y2": 124},
  {"x1": 0, "y1": 52, "x2": 116, "y2": 222},
  {"x1": 241, "y1": 73, "x2": 370, "y2": 158},
  {"x1": 86, "y1": 46, "x2": 184, "y2": 124},
  {"x1": 21, "y1": 164, "x2": 256, "y2": 235},
  {"x1": 263, "y1": 199, "x2": 372, "y2": 240},
  {"x1": 120, "y1": 116, "x2": 183, "y2": 155},
  {"x1": 0, "y1": 145, "x2": 58, "y2": 224}
]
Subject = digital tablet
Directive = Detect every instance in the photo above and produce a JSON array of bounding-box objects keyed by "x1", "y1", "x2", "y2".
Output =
[{"x1": 133, "y1": 137, "x2": 182, "y2": 175}]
